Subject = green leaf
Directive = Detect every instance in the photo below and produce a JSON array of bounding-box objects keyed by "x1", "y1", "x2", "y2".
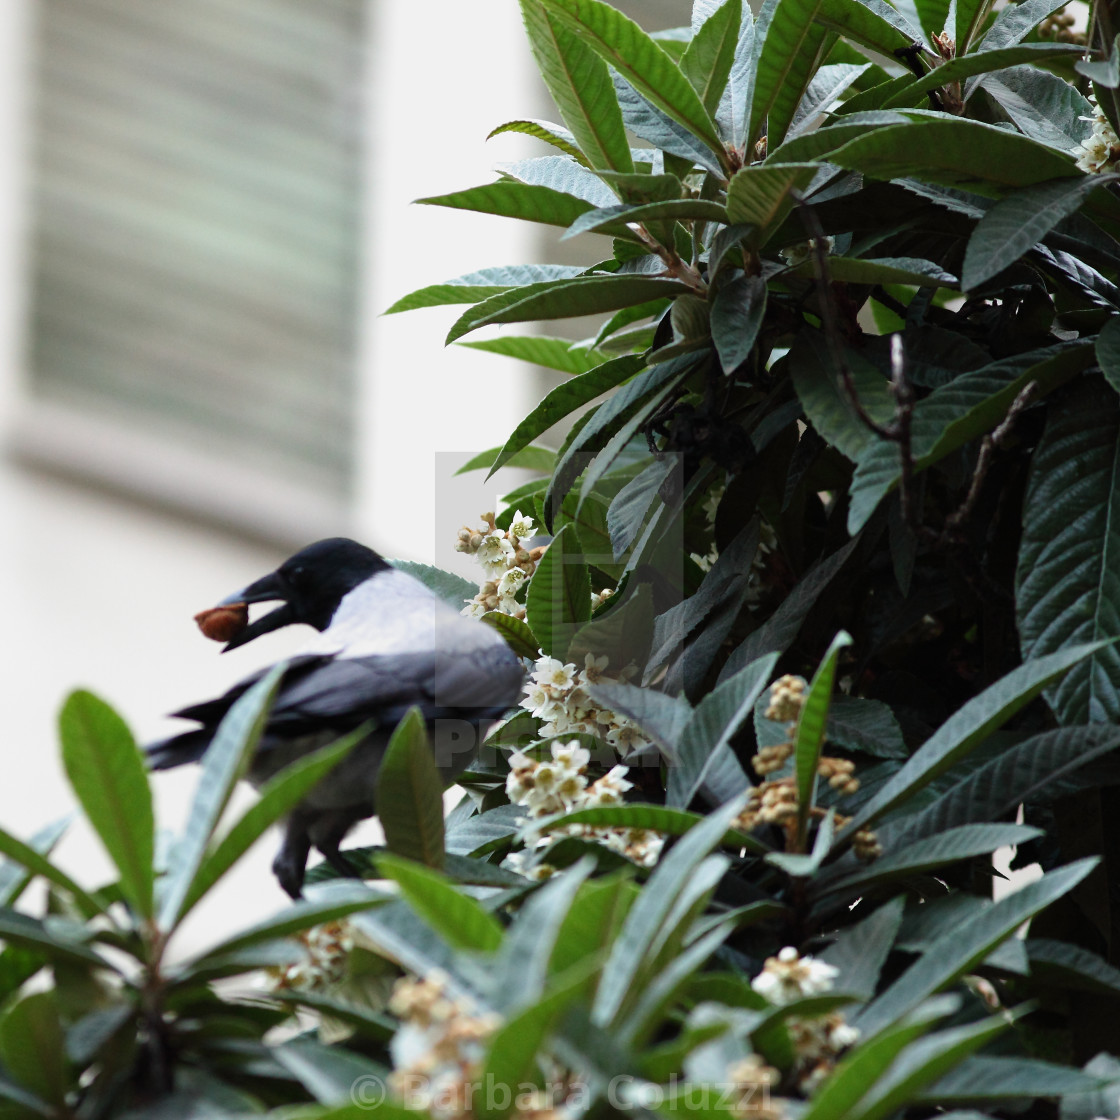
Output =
[
  {"x1": 855, "y1": 858, "x2": 1097, "y2": 1037},
  {"x1": 790, "y1": 255, "x2": 958, "y2": 287},
  {"x1": 182, "y1": 881, "x2": 386, "y2": 969},
  {"x1": 539, "y1": 0, "x2": 727, "y2": 163},
  {"x1": 827, "y1": 116, "x2": 1079, "y2": 193},
  {"x1": 274, "y1": 1039, "x2": 389, "y2": 1106},
  {"x1": 523, "y1": 803, "x2": 762, "y2": 852},
  {"x1": 711, "y1": 274, "x2": 767, "y2": 374},
  {"x1": 0, "y1": 909, "x2": 112, "y2": 971},
  {"x1": 180, "y1": 733, "x2": 361, "y2": 918},
  {"x1": 844, "y1": 642, "x2": 1110, "y2": 836},
  {"x1": 384, "y1": 264, "x2": 587, "y2": 314},
  {"x1": 955, "y1": 0, "x2": 990, "y2": 51},
  {"x1": 815, "y1": 0, "x2": 924, "y2": 58},
  {"x1": 884, "y1": 42, "x2": 1086, "y2": 109},
  {"x1": 499, "y1": 157, "x2": 618, "y2": 207},
  {"x1": 563, "y1": 198, "x2": 728, "y2": 239},
  {"x1": 767, "y1": 109, "x2": 908, "y2": 162},
  {"x1": 526, "y1": 525, "x2": 592, "y2": 658},
  {"x1": 791, "y1": 330, "x2": 895, "y2": 463},
  {"x1": 848, "y1": 341, "x2": 1093, "y2": 534},
  {"x1": 767, "y1": 808, "x2": 836, "y2": 876},
  {"x1": 588, "y1": 680, "x2": 693, "y2": 755},
  {"x1": 790, "y1": 62, "x2": 871, "y2": 135},
  {"x1": 1017, "y1": 378, "x2": 1120, "y2": 724},
  {"x1": 819, "y1": 823, "x2": 1042, "y2": 899},
  {"x1": 0, "y1": 824, "x2": 102, "y2": 920},
  {"x1": 893, "y1": 724, "x2": 1120, "y2": 844},
  {"x1": 978, "y1": 0, "x2": 1068, "y2": 50},
  {"x1": 669, "y1": 652, "x2": 779, "y2": 808},
  {"x1": 852, "y1": 1015, "x2": 1013, "y2": 1120},
  {"x1": 376, "y1": 709, "x2": 445, "y2": 870},
  {"x1": 726, "y1": 163, "x2": 817, "y2": 238},
  {"x1": 520, "y1": 1, "x2": 634, "y2": 173},
  {"x1": 447, "y1": 275, "x2": 691, "y2": 343},
  {"x1": 1028, "y1": 937, "x2": 1120, "y2": 996},
  {"x1": 417, "y1": 181, "x2": 597, "y2": 230},
  {"x1": 390, "y1": 560, "x2": 479, "y2": 610},
  {"x1": 458, "y1": 335, "x2": 606, "y2": 375},
  {"x1": 799, "y1": 997, "x2": 959, "y2": 1120},
  {"x1": 681, "y1": 0, "x2": 742, "y2": 115},
  {"x1": 963, "y1": 176, "x2": 1120, "y2": 291},
  {"x1": 1098, "y1": 315, "x2": 1120, "y2": 397},
  {"x1": 747, "y1": 0, "x2": 833, "y2": 149},
  {"x1": 819, "y1": 896, "x2": 906, "y2": 999},
  {"x1": 0, "y1": 820, "x2": 67, "y2": 909},
  {"x1": 980, "y1": 65, "x2": 1093, "y2": 151},
  {"x1": 488, "y1": 118, "x2": 590, "y2": 163},
  {"x1": 59, "y1": 690, "x2": 155, "y2": 919},
  {"x1": 489, "y1": 355, "x2": 644, "y2": 478},
  {"x1": 376, "y1": 853, "x2": 503, "y2": 952},
  {"x1": 795, "y1": 631, "x2": 852, "y2": 844},
  {"x1": 478, "y1": 965, "x2": 597, "y2": 1120},
  {"x1": 826, "y1": 697, "x2": 907, "y2": 760},
  {"x1": 158, "y1": 666, "x2": 285, "y2": 929},
  {"x1": 479, "y1": 611, "x2": 541, "y2": 661},
  {"x1": 0, "y1": 993, "x2": 68, "y2": 1108},
  {"x1": 919, "y1": 1055, "x2": 1104, "y2": 1103},
  {"x1": 456, "y1": 445, "x2": 557, "y2": 476}
]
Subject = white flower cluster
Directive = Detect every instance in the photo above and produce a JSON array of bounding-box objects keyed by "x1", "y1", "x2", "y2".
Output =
[
  {"x1": 521, "y1": 653, "x2": 652, "y2": 753},
  {"x1": 457, "y1": 511, "x2": 541, "y2": 619},
  {"x1": 750, "y1": 948, "x2": 860, "y2": 1095},
  {"x1": 388, "y1": 970, "x2": 502, "y2": 1120},
  {"x1": 1074, "y1": 105, "x2": 1120, "y2": 174},
  {"x1": 503, "y1": 739, "x2": 664, "y2": 877},
  {"x1": 271, "y1": 919, "x2": 355, "y2": 992}
]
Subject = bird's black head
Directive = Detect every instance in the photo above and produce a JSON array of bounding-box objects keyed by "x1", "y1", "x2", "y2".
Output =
[{"x1": 219, "y1": 537, "x2": 389, "y2": 651}]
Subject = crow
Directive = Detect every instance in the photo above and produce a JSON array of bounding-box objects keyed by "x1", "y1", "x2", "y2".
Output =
[{"x1": 147, "y1": 538, "x2": 524, "y2": 898}]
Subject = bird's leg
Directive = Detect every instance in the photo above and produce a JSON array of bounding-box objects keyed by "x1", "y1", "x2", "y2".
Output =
[
  {"x1": 313, "y1": 808, "x2": 367, "y2": 881},
  {"x1": 273, "y1": 815, "x2": 313, "y2": 899}
]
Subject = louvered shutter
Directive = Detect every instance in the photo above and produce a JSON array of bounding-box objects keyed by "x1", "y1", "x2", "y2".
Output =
[{"x1": 24, "y1": 0, "x2": 364, "y2": 520}]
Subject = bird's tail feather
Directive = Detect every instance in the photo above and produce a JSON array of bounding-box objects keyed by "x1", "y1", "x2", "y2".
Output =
[{"x1": 145, "y1": 730, "x2": 211, "y2": 770}]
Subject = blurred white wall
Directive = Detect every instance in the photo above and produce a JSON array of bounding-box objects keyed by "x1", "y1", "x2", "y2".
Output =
[{"x1": 0, "y1": 0, "x2": 540, "y2": 947}]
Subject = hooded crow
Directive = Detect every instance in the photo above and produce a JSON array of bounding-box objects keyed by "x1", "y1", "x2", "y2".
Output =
[{"x1": 147, "y1": 538, "x2": 524, "y2": 898}]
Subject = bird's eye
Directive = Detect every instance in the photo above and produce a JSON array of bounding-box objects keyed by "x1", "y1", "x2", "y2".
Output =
[{"x1": 287, "y1": 565, "x2": 307, "y2": 586}]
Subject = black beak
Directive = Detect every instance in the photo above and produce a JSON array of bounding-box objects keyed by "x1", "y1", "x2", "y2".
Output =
[{"x1": 217, "y1": 571, "x2": 296, "y2": 652}]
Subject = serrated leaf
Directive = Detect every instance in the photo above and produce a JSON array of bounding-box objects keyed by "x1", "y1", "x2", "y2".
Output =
[
  {"x1": 587, "y1": 680, "x2": 693, "y2": 756},
  {"x1": 376, "y1": 853, "x2": 502, "y2": 952},
  {"x1": 59, "y1": 690, "x2": 155, "y2": 919},
  {"x1": 376, "y1": 709, "x2": 445, "y2": 869},
  {"x1": 855, "y1": 859, "x2": 1096, "y2": 1037},
  {"x1": 827, "y1": 117, "x2": 1079, "y2": 194},
  {"x1": 520, "y1": 1, "x2": 634, "y2": 173},
  {"x1": 726, "y1": 163, "x2": 817, "y2": 238},
  {"x1": 955, "y1": 0, "x2": 989, "y2": 51},
  {"x1": 488, "y1": 118, "x2": 589, "y2": 163},
  {"x1": 540, "y1": 0, "x2": 727, "y2": 163},
  {"x1": 711, "y1": 274, "x2": 767, "y2": 374},
  {"x1": 607, "y1": 457, "x2": 675, "y2": 559},
  {"x1": 790, "y1": 62, "x2": 871, "y2": 135},
  {"x1": 458, "y1": 335, "x2": 606, "y2": 375},
  {"x1": 1017, "y1": 377, "x2": 1120, "y2": 724},
  {"x1": 681, "y1": 0, "x2": 742, "y2": 115},
  {"x1": 767, "y1": 110, "x2": 909, "y2": 163},
  {"x1": 795, "y1": 632, "x2": 853, "y2": 844},
  {"x1": 819, "y1": 897, "x2": 906, "y2": 1000},
  {"x1": 457, "y1": 445, "x2": 557, "y2": 476},
  {"x1": 1028, "y1": 937, "x2": 1120, "y2": 995},
  {"x1": 919, "y1": 1055, "x2": 1104, "y2": 1103},
  {"x1": 447, "y1": 275, "x2": 691, "y2": 343},
  {"x1": 275, "y1": 1039, "x2": 388, "y2": 1106},
  {"x1": 1099, "y1": 316, "x2": 1120, "y2": 396},
  {"x1": 849, "y1": 341, "x2": 1093, "y2": 534},
  {"x1": 0, "y1": 824, "x2": 101, "y2": 920},
  {"x1": 670, "y1": 652, "x2": 779, "y2": 808},
  {"x1": 963, "y1": 176, "x2": 1119, "y2": 291},
  {"x1": 0, "y1": 910, "x2": 112, "y2": 972},
  {"x1": 526, "y1": 525, "x2": 591, "y2": 659},
  {"x1": 844, "y1": 642, "x2": 1111, "y2": 836}
]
